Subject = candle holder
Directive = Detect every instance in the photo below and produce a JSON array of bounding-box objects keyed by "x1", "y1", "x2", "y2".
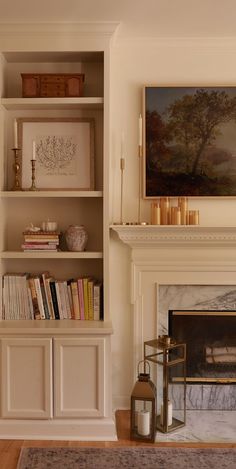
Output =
[
  {"x1": 137, "y1": 145, "x2": 147, "y2": 225},
  {"x1": 11, "y1": 148, "x2": 23, "y2": 191},
  {"x1": 144, "y1": 336, "x2": 186, "y2": 433},
  {"x1": 29, "y1": 159, "x2": 37, "y2": 191}
]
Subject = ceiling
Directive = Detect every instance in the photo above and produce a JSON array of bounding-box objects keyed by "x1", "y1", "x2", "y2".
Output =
[{"x1": 0, "y1": 0, "x2": 234, "y2": 38}]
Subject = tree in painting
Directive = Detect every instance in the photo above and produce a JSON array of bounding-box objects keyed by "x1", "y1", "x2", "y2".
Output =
[{"x1": 146, "y1": 88, "x2": 236, "y2": 196}]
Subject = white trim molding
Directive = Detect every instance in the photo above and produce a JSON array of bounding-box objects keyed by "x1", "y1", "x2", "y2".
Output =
[{"x1": 111, "y1": 225, "x2": 236, "y2": 248}]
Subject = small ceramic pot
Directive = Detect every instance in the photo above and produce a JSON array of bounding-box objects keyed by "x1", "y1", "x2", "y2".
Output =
[{"x1": 65, "y1": 225, "x2": 88, "y2": 252}]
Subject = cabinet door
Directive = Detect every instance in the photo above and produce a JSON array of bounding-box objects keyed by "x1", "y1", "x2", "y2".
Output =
[
  {"x1": 1, "y1": 338, "x2": 53, "y2": 419},
  {"x1": 54, "y1": 337, "x2": 105, "y2": 418}
]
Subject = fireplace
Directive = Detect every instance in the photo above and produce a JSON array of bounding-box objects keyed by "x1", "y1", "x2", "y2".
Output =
[
  {"x1": 169, "y1": 310, "x2": 236, "y2": 383},
  {"x1": 111, "y1": 225, "x2": 236, "y2": 412}
]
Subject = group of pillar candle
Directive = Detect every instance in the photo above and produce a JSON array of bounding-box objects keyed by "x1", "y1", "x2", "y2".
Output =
[{"x1": 150, "y1": 197, "x2": 199, "y2": 225}]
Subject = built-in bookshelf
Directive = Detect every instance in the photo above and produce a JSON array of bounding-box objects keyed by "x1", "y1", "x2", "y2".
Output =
[
  {"x1": 0, "y1": 49, "x2": 106, "y2": 322},
  {"x1": 0, "y1": 22, "x2": 117, "y2": 441},
  {"x1": 2, "y1": 272, "x2": 103, "y2": 321}
]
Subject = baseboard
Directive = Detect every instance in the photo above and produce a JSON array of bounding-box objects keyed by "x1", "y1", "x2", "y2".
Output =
[{"x1": 0, "y1": 417, "x2": 118, "y2": 441}]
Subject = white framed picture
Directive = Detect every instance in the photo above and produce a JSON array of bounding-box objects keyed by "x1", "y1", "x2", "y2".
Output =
[{"x1": 17, "y1": 117, "x2": 95, "y2": 190}]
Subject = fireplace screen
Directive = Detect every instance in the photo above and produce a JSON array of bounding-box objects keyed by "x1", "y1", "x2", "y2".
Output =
[{"x1": 168, "y1": 310, "x2": 236, "y2": 383}]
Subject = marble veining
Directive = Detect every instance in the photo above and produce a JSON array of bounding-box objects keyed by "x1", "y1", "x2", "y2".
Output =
[
  {"x1": 158, "y1": 285, "x2": 236, "y2": 410},
  {"x1": 155, "y1": 410, "x2": 236, "y2": 443}
]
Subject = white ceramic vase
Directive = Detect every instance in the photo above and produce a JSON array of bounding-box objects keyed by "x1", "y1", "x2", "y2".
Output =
[{"x1": 65, "y1": 225, "x2": 88, "y2": 252}]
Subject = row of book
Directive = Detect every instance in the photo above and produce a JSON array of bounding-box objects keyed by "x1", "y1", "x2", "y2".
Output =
[
  {"x1": 2, "y1": 272, "x2": 103, "y2": 321},
  {"x1": 22, "y1": 231, "x2": 61, "y2": 252}
]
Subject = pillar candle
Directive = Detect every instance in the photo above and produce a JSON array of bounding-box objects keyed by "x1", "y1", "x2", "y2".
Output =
[
  {"x1": 160, "y1": 197, "x2": 169, "y2": 225},
  {"x1": 160, "y1": 400, "x2": 173, "y2": 426},
  {"x1": 137, "y1": 409, "x2": 150, "y2": 436},
  {"x1": 151, "y1": 202, "x2": 160, "y2": 225},
  {"x1": 176, "y1": 207, "x2": 181, "y2": 225}
]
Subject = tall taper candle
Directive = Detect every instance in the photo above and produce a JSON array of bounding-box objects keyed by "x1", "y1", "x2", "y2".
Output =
[
  {"x1": 121, "y1": 131, "x2": 125, "y2": 160},
  {"x1": 32, "y1": 140, "x2": 36, "y2": 160},
  {"x1": 139, "y1": 114, "x2": 142, "y2": 146},
  {"x1": 14, "y1": 119, "x2": 18, "y2": 148}
]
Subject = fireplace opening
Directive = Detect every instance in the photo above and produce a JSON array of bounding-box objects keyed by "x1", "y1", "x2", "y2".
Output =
[{"x1": 168, "y1": 310, "x2": 236, "y2": 383}]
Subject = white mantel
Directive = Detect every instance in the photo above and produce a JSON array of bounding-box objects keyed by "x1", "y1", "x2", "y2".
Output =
[
  {"x1": 111, "y1": 225, "x2": 236, "y2": 248},
  {"x1": 111, "y1": 224, "x2": 236, "y2": 382}
]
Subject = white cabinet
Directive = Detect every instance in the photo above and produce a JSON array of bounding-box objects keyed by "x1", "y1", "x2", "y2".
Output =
[
  {"x1": 1, "y1": 337, "x2": 53, "y2": 419},
  {"x1": 0, "y1": 322, "x2": 116, "y2": 439},
  {"x1": 54, "y1": 337, "x2": 105, "y2": 418}
]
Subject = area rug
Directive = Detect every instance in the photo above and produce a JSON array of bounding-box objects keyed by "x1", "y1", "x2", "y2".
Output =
[{"x1": 17, "y1": 446, "x2": 236, "y2": 469}]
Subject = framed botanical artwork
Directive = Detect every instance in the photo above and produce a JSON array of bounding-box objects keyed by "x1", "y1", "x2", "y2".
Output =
[
  {"x1": 17, "y1": 117, "x2": 95, "y2": 190},
  {"x1": 143, "y1": 86, "x2": 236, "y2": 197}
]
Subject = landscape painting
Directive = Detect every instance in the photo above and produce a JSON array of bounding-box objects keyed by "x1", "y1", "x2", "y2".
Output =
[{"x1": 144, "y1": 86, "x2": 236, "y2": 197}]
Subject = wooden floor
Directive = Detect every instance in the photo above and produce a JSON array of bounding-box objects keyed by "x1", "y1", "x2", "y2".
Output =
[{"x1": 0, "y1": 410, "x2": 235, "y2": 469}]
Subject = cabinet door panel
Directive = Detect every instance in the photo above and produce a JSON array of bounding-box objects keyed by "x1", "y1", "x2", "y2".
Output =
[
  {"x1": 54, "y1": 337, "x2": 105, "y2": 418},
  {"x1": 1, "y1": 338, "x2": 52, "y2": 419}
]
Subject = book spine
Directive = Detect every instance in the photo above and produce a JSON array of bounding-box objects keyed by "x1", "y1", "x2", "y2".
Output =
[
  {"x1": 83, "y1": 278, "x2": 89, "y2": 320},
  {"x1": 88, "y1": 279, "x2": 94, "y2": 320},
  {"x1": 28, "y1": 277, "x2": 41, "y2": 320},
  {"x1": 70, "y1": 281, "x2": 80, "y2": 319},
  {"x1": 34, "y1": 277, "x2": 46, "y2": 319},
  {"x1": 62, "y1": 281, "x2": 71, "y2": 319},
  {"x1": 49, "y1": 281, "x2": 60, "y2": 319},
  {"x1": 93, "y1": 282, "x2": 103, "y2": 321},
  {"x1": 77, "y1": 279, "x2": 85, "y2": 320},
  {"x1": 42, "y1": 273, "x2": 54, "y2": 319},
  {"x1": 40, "y1": 276, "x2": 50, "y2": 319}
]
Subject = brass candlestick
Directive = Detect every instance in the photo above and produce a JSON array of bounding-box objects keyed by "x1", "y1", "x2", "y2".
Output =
[
  {"x1": 11, "y1": 148, "x2": 23, "y2": 191},
  {"x1": 29, "y1": 159, "x2": 37, "y2": 191},
  {"x1": 138, "y1": 144, "x2": 146, "y2": 225}
]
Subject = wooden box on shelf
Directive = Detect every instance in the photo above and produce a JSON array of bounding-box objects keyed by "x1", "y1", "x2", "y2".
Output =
[{"x1": 21, "y1": 73, "x2": 85, "y2": 98}]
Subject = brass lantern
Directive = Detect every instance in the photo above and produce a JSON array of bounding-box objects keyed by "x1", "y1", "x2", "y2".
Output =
[
  {"x1": 130, "y1": 360, "x2": 156, "y2": 442},
  {"x1": 144, "y1": 335, "x2": 186, "y2": 433}
]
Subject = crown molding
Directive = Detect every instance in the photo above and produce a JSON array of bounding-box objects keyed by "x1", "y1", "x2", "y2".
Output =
[
  {"x1": 111, "y1": 225, "x2": 236, "y2": 248},
  {"x1": 0, "y1": 22, "x2": 120, "y2": 37},
  {"x1": 115, "y1": 36, "x2": 236, "y2": 49}
]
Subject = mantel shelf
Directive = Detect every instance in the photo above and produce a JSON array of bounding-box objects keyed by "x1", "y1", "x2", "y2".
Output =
[{"x1": 110, "y1": 225, "x2": 236, "y2": 248}]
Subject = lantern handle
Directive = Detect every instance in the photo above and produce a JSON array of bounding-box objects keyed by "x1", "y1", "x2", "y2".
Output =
[{"x1": 137, "y1": 359, "x2": 150, "y2": 376}]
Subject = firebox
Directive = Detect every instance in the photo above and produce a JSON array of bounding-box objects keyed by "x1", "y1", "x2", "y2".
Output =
[{"x1": 168, "y1": 310, "x2": 236, "y2": 383}]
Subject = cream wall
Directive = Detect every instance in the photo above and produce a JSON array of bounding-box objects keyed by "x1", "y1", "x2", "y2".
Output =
[{"x1": 109, "y1": 36, "x2": 236, "y2": 409}]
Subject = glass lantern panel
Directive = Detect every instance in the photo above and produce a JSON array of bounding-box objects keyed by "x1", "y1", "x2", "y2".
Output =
[
  {"x1": 157, "y1": 361, "x2": 186, "y2": 432},
  {"x1": 168, "y1": 345, "x2": 185, "y2": 364}
]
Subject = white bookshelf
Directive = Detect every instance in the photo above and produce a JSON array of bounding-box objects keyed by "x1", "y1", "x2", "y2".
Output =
[
  {"x1": 1, "y1": 97, "x2": 104, "y2": 110},
  {"x1": 0, "y1": 22, "x2": 117, "y2": 440}
]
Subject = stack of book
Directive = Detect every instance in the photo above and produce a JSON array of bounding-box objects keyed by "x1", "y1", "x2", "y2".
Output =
[
  {"x1": 22, "y1": 230, "x2": 60, "y2": 252},
  {"x1": 1, "y1": 271, "x2": 103, "y2": 321}
]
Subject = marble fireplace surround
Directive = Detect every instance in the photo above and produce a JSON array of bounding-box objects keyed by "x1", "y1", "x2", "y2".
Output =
[{"x1": 112, "y1": 225, "x2": 236, "y2": 411}]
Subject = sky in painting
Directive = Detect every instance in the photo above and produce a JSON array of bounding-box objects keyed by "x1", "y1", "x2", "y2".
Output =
[{"x1": 145, "y1": 86, "x2": 236, "y2": 154}]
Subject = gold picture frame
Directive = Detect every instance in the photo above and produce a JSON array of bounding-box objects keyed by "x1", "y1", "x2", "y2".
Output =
[{"x1": 143, "y1": 86, "x2": 236, "y2": 198}]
